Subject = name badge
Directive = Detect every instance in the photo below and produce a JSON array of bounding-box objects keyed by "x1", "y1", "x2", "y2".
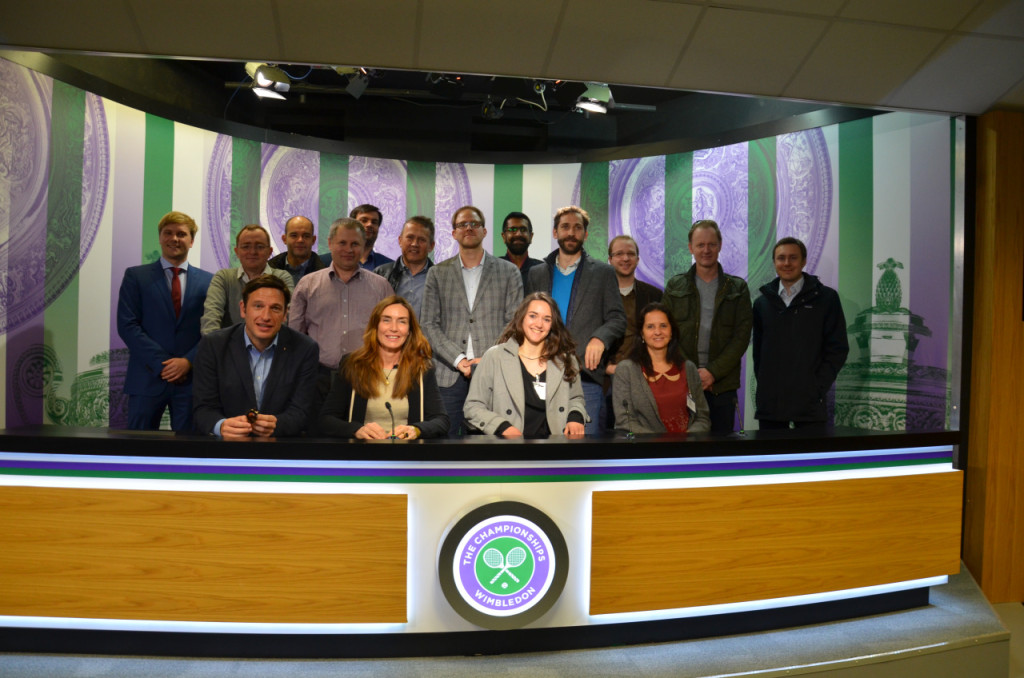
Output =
[{"x1": 533, "y1": 380, "x2": 547, "y2": 400}]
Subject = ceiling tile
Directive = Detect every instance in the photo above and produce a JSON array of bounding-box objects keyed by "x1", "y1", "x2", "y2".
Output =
[
  {"x1": 417, "y1": 0, "x2": 562, "y2": 76},
  {"x1": 709, "y1": 0, "x2": 844, "y2": 16},
  {"x1": 129, "y1": 0, "x2": 280, "y2": 61},
  {"x1": 840, "y1": 0, "x2": 976, "y2": 31},
  {"x1": 959, "y1": 0, "x2": 1024, "y2": 37},
  {"x1": 545, "y1": 0, "x2": 703, "y2": 85},
  {"x1": 994, "y1": 78, "x2": 1024, "y2": 109},
  {"x1": 0, "y1": 1, "x2": 145, "y2": 54},
  {"x1": 784, "y1": 22, "x2": 945, "y2": 106},
  {"x1": 274, "y1": 0, "x2": 419, "y2": 67},
  {"x1": 669, "y1": 7, "x2": 827, "y2": 96},
  {"x1": 884, "y1": 35, "x2": 1024, "y2": 114}
]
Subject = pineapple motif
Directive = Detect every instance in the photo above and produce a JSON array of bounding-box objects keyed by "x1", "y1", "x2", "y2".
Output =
[{"x1": 875, "y1": 258, "x2": 904, "y2": 312}]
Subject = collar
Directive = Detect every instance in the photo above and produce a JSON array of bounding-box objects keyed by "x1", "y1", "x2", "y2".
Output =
[
  {"x1": 778, "y1": 275, "x2": 805, "y2": 298},
  {"x1": 243, "y1": 327, "x2": 280, "y2": 354},
  {"x1": 236, "y1": 264, "x2": 271, "y2": 281},
  {"x1": 161, "y1": 258, "x2": 189, "y2": 272}
]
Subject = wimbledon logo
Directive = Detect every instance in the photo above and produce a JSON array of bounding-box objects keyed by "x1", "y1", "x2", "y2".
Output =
[{"x1": 438, "y1": 501, "x2": 569, "y2": 630}]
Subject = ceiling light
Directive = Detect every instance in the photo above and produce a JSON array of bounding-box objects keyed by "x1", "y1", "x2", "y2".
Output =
[
  {"x1": 245, "y1": 62, "x2": 291, "y2": 93},
  {"x1": 251, "y1": 86, "x2": 286, "y2": 100},
  {"x1": 575, "y1": 82, "x2": 612, "y2": 114}
]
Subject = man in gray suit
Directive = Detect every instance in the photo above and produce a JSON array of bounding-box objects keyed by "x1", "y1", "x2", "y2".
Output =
[
  {"x1": 527, "y1": 206, "x2": 626, "y2": 434},
  {"x1": 421, "y1": 205, "x2": 524, "y2": 436}
]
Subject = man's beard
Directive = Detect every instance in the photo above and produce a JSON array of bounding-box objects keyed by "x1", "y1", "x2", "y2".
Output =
[
  {"x1": 558, "y1": 237, "x2": 582, "y2": 255},
  {"x1": 505, "y1": 238, "x2": 530, "y2": 256}
]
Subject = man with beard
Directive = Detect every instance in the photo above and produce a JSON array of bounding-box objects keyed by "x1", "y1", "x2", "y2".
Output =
[
  {"x1": 319, "y1": 204, "x2": 394, "y2": 271},
  {"x1": 526, "y1": 205, "x2": 626, "y2": 434},
  {"x1": 201, "y1": 224, "x2": 294, "y2": 336},
  {"x1": 663, "y1": 219, "x2": 752, "y2": 434},
  {"x1": 499, "y1": 211, "x2": 543, "y2": 289},
  {"x1": 421, "y1": 205, "x2": 523, "y2": 436}
]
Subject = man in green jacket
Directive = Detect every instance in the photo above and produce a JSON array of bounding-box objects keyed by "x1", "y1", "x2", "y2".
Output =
[{"x1": 662, "y1": 220, "x2": 752, "y2": 434}]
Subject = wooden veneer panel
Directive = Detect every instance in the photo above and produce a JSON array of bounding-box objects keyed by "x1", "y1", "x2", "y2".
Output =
[
  {"x1": 591, "y1": 471, "x2": 962, "y2": 614},
  {"x1": 0, "y1": 486, "x2": 407, "y2": 623}
]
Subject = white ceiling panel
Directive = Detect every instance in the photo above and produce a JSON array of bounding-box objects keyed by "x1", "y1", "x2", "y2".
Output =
[
  {"x1": 418, "y1": 0, "x2": 562, "y2": 76},
  {"x1": 840, "y1": 0, "x2": 977, "y2": 31},
  {"x1": 129, "y1": 0, "x2": 281, "y2": 61},
  {"x1": 546, "y1": 0, "x2": 703, "y2": 84},
  {"x1": 784, "y1": 22, "x2": 945, "y2": 106},
  {"x1": 669, "y1": 7, "x2": 827, "y2": 95},
  {"x1": 0, "y1": 1, "x2": 146, "y2": 55}
]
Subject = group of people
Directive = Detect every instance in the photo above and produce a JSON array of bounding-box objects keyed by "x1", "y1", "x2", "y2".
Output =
[{"x1": 116, "y1": 204, "x2": 849, "y2": 440}]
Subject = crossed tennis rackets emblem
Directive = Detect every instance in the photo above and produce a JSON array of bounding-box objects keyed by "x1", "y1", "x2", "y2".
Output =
[{"x1": 482, "y1": 545, "x2": 528, "y2": 584}]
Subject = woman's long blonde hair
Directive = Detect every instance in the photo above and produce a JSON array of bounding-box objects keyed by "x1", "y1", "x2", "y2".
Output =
[{"x1": 341, "y1": 296, "x2": 433, "y2": 399}]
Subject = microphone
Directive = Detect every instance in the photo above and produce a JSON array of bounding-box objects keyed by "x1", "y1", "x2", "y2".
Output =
[
  {"x1": 385, "y1": 401, "x2": 397, "y2": 441},
  {"x1": 622, "y1": 399, "x2": 635, "y2": 439}
]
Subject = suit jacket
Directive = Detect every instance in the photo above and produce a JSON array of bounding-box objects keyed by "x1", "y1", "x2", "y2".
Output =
[
  {"x1": 420, "y1": 251, "x2": 524, "y2": 388},
  {"x1": 526, "y1": 250, "x2": 627, "y2": 383},
  {"x1": 117, "y1": 260, "x2": 213, "y2": 397},
  {"x1": 464, "y1": 339, "x2": 587, "y2": 435},
  {"x1": 318, "y1": 357, "x2": 449, "y2": 439},
  {"x1": 611, "y1": 359, "x2": 710, "y2": 434},
  {"x1": 192, "y1": 324, "x2": 320, "y2": 436}
]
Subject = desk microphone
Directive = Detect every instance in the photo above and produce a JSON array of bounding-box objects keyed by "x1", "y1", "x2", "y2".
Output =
[
  {"x1": 622, "y1": 399, "x2": 635, "y2": 439},
  {"x1": 385, "y1": 401, "x2": 397, "y2": 440}
]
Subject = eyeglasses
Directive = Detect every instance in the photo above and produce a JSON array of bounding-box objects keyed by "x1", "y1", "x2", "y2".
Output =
[
  {"x1": 455, "y1": 221, "x2": 483, "y2": 230},
  {"x1": 504, "y1": 226, "x2": 530, "y2": 235},
  {"x1": 610, "y1": 250, "x2": 637, "y2": 259},
  {"x1": 237, "y1": 244, "x2": 270, "y2": 252}
]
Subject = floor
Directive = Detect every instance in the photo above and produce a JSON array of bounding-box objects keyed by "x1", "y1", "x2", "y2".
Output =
[{"x1": 1, "y1": 566, "x2": 1019, "y2": 678}]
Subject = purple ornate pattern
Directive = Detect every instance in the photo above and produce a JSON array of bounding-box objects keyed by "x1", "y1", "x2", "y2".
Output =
[
  {"x1": 0, "y1": 63, "x2": 108, "y2": 334},
  {"x1": 609, "y1": 157, "x2": 666, "y2": 288},
  {"x1": 204, "y1": 135, "x2": 234, "y2": 270},
  {"x1": 692, "y1": 143, "x2": 749, "y2": 277},
  {"x1": 261, "y1": 145, "x2": 320, "y2": 252},
  {"x1": 432, "y1": 162, "x2": 473, "y2": 261},
  {"x1": 348, "y1": 156, "x2": 406, "y2": 259},
  {"x1": 776, "y1": 130, "x2": 832, "y2": 272}
]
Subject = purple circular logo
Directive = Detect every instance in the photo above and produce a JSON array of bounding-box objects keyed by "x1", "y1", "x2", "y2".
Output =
[{"x1": 439, "y1": 501, "x2": 569, "y2": 630}]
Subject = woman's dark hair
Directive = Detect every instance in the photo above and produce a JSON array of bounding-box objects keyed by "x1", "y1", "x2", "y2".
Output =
[
  {"x1": 628, "y1": 302, "x2": 686, "y2": 374},
  {"x1": 499, "y1": 292, "x2": 579, "y2": 383}
]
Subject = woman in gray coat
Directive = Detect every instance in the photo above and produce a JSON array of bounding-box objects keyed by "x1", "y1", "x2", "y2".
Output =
[
  {"x1": 464, "y1": 292, "x2": 587, "y2": 438},
  {"x1": 612, "y1": 303, "x2": 711, "y2": 434}
]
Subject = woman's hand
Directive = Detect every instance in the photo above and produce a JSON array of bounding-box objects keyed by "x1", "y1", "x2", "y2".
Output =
[
  {"x1": 355, "y1": 422, "x2": 389, "y2": 439},
  {"x1": 563, "y1": 422, "x2": 585, "y2": 438},
  {"x1": 501, "y1": 426, "x2": 523, "y2": 438},
  {"x1": 393, "y1": 425, "x2": 420, "y2": 440}
]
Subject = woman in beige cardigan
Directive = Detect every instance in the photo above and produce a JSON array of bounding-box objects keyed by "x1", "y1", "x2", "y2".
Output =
[
  {"x1": 464, "y1": 292, "x2": 587, "y2": 438},
  {"x1": 612, "y1": 303, "x2": 711, "y2": 434}
]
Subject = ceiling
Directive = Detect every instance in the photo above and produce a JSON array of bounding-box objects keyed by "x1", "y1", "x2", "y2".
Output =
[{"x1": 2, "y1": 0, "x2": 1023, "y2": 158}]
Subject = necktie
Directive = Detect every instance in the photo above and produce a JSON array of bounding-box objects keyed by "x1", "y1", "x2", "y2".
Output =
[{"x1": 170, "y1": 267, "x2": 182, "y2": 318}]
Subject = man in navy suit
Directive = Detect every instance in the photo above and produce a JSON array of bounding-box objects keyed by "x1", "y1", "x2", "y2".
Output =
[
  {"x1": 192, "y1": 275, "x2": 320, "y2": 438},
  {"x1": 116, "y1": 211, "x2": 214, "y2": 431}
]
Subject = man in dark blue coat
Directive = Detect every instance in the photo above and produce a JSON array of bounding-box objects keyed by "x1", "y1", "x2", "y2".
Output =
[
  {"x1": 116, "y1": 211, "x2": 213, "y2": 431},
  {"x1": 752, "y1": 237, "x2": 849, "y2": 430},
  {"x1": 192, "y1": 275, "x2": 320, "y2": 438}
]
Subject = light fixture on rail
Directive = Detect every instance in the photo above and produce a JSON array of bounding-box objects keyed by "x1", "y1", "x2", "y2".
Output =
[
  {"x1": 575, "y1": 82, "x2": 612, "y2": 114},
  {"x1": 245, "y1": 62, "x2": 290, "y2": 99}
]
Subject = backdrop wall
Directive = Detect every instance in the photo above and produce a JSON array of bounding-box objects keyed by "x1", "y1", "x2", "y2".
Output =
[{"x1": 0, "y1": 57, "x2": 960, "y2": 432}]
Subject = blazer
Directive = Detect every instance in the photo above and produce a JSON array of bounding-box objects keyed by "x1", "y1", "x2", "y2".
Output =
[
  {"x1": 116, "y1": 260, "x2": 213, "y2": 397},
  {"x1": 611, "y1": 358, "x2": 710, "y2": 434},
  {"x1": 420, "y1": 252, "x2": 524, "y2": 388},
  {"x1": 464, "y1": 339, "x2": 588, "y2": 436},
  {"x1": 526, "y1": 250, "x2": 627, "y2": 383},
  {"x1": 318, "y1": 357, "x2": 449, "y2": 438},
  {"x1": 192, "y1": 324, "x2": 321, "y2": 436}
]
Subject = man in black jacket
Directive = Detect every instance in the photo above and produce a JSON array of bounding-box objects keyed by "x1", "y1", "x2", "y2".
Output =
[{"x1": 752, "y1": 237, "x2": 849, "y2": 430}]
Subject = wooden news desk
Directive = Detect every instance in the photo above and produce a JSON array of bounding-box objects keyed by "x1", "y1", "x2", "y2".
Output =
[{"x1": 0, "y1": 427, "x2": 962, "y2": 657}]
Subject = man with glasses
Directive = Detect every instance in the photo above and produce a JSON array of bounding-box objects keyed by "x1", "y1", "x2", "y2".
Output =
[
  {"x1": 202, "y1": 224, "x2": 294, "y2": 335},
  {"x1": 499, "y1": 211, "x2": 543, "y2": 289},
  {"x1": 526, "y1": 206, "x2": 626, "y2": 435},
  {"x1": 663, "y1": 219, "x2": 752, "y2": 435},
  {"x1": 421, "y1": 205, "x2": 523, "y2": 436},
  {"x1": 269, "y1": 215, "x2": 325, "y2": 284},
  {"x1": 604, "y1": 235, "x2": 662, "y2": 428}
]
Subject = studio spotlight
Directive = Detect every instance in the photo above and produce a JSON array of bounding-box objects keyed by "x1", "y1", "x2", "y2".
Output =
[
  {"x1": 575, "y1": 82, "x2": 612, "y2": 114},
  {"x1": 245, "y1": 62, "x2": 291, "y2": 95}
]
